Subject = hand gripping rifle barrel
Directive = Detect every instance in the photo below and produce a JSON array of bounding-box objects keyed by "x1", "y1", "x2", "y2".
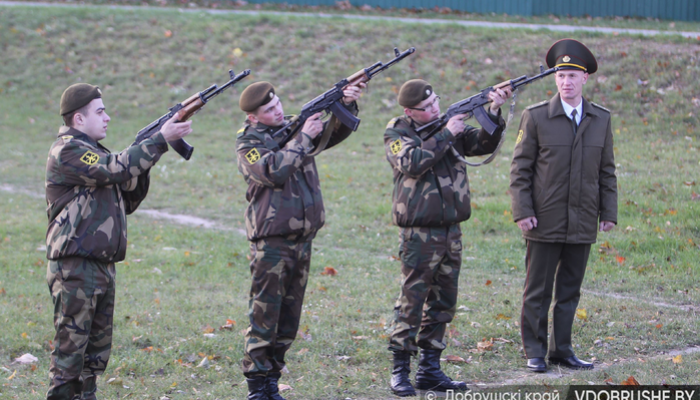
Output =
[
  {"x1": 274, "y1": 47, "x2": 416, "y2": 149},
  {"x1": 133, "y1": 69, "x2": 252, "y2": 160},
  {"x1": 415, "y1": 65, "x2": 559, "y2": 139}
]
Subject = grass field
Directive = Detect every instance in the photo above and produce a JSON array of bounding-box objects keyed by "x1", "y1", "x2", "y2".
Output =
[{"x1": 0, "y1": 4, "x2": 699, "y2": 399}]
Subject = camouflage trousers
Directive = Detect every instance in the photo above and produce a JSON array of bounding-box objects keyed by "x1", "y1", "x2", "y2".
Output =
[
  {"x1": 242, "y1": 236, "x2": 312, "y2": 377},
  {"x1": 46, "y1": 257, "x2": 115, "y2": 400},
  {"x1": 389, "y1": 224, "x2": 462, "y2": 355}
]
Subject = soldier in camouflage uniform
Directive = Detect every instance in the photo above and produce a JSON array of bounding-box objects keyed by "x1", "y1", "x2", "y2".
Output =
[
  {"x1": 236, "y1": 81, "x2": 364, "y2": 400},
  {"x1": 45, "y1": 83, "x2": 192, "y2": 400},
  {"x1": 384, "y1": 79, "x2": 511, "y2": 396}
]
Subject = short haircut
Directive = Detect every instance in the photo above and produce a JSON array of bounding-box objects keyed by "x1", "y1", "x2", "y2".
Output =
[{"x1": 62, "y1": 103, "x2": 91, "y2": 127}]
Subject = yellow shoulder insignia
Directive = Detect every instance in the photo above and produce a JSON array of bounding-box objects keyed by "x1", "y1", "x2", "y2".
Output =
[
  {"x1": 526, "y1": 100, "x2": 548, "y2": 110},
  {"x1": 80, "y1": 151, "x2": 99, "y2": 165},
  {"x1": 386, "y1": 117, "x2": 400, "y2": 130},
  {"x1": 61, "y1": 135, "x2": 73, "y2": 142},
  {"x1": 515, "y1": 129, "x2": 524, "y2": 145},
  {"x1": 237, "y1": 127, "x2": 246, "y2": 134},
  {"x1": 591, "y1": 102, "x2": 611, "y2": 113},
  {"x1": 390, "y1": 139, "x2": 402, "y2": 155},
  {"x1": 245, "y1": 148, "x2": 261, "y2": 164}
]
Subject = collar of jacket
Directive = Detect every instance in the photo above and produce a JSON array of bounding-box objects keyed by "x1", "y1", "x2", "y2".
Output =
[
  {"x1": 547, "y1": 93, "x2": 604, "y2": 121},
  {"x1": 57, "y1": 126, "x2": 99, "y2": 147}
]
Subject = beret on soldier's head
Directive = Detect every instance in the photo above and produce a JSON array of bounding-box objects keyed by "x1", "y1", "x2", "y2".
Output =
[
  {"x1": 398, "y1": 79, "x2": 433, "y2": 108},
  {"x1": 60, "y1": 83, "x2": 102, "y2": 116},
  {"x1": 239, "y1": 81, "x2": 276, "y2": 113},
  {"x1": 546, "y1": 38, "x2": 598, "y2": 74}
]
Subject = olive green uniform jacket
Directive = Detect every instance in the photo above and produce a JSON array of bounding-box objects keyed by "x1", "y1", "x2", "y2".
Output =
[
  {"x1": 45, "y1": 126, "x2": 168, "y2": 262},
  {"x1": 509, "y1": 94, "x2": 617, "y2": 243}
]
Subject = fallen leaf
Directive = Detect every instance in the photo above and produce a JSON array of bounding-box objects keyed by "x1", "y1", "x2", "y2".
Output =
[
  {"x1": 321, "y1": 266, "x2": 337, "y2": 276},
  {"x1": 445, "y1": 355, "x2": 468, "y2": 363},
  {"x1": 220, "y1": 319, "x2": 236, "y2": 330},
  {"x1": 7, "y1": 370, "x2": 17, "y2": 380},
  {"x1": 296, "y1": 348, "x2": 309, "y2": 355},
  {"x1": 495, "y1": 313, "x2": 511, "y2": 320},
  {"x1": 621, "y1": 376, "x2": 640, "y2": 385},
  {"x1": 202, "y1": 325, "x2": 215, "y2": 334},
  {"x1": 164, "y1": 30, "x2": 173, "y2": 38},
  {"x1": 485, "y1": 280, "x2": 492, "y2": 286},
  {"x1": 616, "y1": 256, "x2": 625, "y2": 264},
  {"x1": 13, "y1": 353, "x2": 38, "y2": 364},
  {"x1": 232, "y1": 48, "x2": 243, "y2": 57},
  {"x1": 656, "y1": 324, "x2": 663, "y2": 329},
  {"x1": 477, "y1": 339, "x2": 493, "y2": 351},
  {"x1": 576, "y1": 308, "x2": 588, "y2": 321},
  {"x1": 672, "y1": 355, "x2": 683, "y2": 364},
  {"x1": 352, "y1": 336, "x2": 370, "y2": 340},
  {"x1": 279, "y1": 384, "x2": 293, "y2": 392}
]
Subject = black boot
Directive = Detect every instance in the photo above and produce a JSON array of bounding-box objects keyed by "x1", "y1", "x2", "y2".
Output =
[
  {"x1": 414, "y1": 349, "x2": 468, "y2": 392},
  {"x1": 265, "y1": 372, "x2": 286, "y2": 400},
  {"x1": 246, "y1": 376, "x2": 270, "y2": 400},
  {"x1": 390, "y1": 351, "x2": 416, "y2": 397}
]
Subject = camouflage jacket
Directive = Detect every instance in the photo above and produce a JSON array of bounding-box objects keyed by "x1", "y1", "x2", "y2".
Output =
[
  {"x1": 236, "y1": 102, "x2": 358, "y2": 242},
  {"x1": 384, "y1": 112, "x2": 505, "y2": 228},
  {"x1": 45, "y1": 126, "x2": 168, "y2": 262}
]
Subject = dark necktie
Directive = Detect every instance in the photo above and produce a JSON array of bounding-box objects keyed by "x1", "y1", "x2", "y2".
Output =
[{"x1": 570, "y1": 109, "x2": 578, "y2": 135}]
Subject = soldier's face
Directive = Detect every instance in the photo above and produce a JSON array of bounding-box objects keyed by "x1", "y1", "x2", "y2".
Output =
[
  {"x1": 405, "y1": 93, "x2": 441, "y2": 125},
  {"x1": 76, "y1": 98, "x2": 110, "y2": 141},
  {"x1": 251, "y1": 96, "x2": 285, "y2": 127},
  {"x1": 555, "y1": 69, "x2": 588, "y2": 106}
]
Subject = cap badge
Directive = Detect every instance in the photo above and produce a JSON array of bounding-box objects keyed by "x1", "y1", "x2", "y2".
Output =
[
  {"x1": 562, "y1": 56, "x2": 571, "y2": 62},
  {"x1": 425, "y1": 89, "x2": 431, "y2": 96},
  {"x1": 269, "y1": 92, "x2": 274, "y2": 99}
]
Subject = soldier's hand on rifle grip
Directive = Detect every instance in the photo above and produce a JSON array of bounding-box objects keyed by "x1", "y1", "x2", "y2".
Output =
[
  {"x1": 446, "y1": 113, "x2": 468, "y2": 137},
  {"x1": 488, "y1": 87, "x2": 512, "y2": 114},
  {"x1": 300, "y1": 112, "x2": 324, "y2": 140},
  {"x1": 341, "y1": 82, "x2": 366, "y2": 105},
  {"x1": 160, "y1": 111, "x2": 193, "y2": 142}
]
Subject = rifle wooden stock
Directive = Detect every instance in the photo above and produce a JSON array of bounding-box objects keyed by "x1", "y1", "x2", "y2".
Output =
[{"x1": 178, "y1": 98, "x2": 205, "y2": 122}]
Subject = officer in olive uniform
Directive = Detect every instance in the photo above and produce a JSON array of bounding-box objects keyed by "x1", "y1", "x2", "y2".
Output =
[
  {"x1": 384, "y1": 80, "x2": 511, "y2": 396},
  {"x1": 236, "y1": 81, "x2": 364, "y2": 400},
  {"x1": 509, "y1": 39, "x2": 617, "y2": 373},
  {"x1": 45, "y1": 84, "x2": 192, "y2": 399}
]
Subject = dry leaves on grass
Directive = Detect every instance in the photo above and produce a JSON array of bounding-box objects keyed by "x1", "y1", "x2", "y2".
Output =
[
  {"x1": 621, "y1": 376, "x2": 640, "y2": 385},
  {"x1": 321, "y1": 266, "x2": 337, "y2": 276},
  {"x1": 220, "y1": 319, "x2": 236, "y2": 330},
  {"x1": 445, "y1": 354, "x2": 470, "y2": 363}
]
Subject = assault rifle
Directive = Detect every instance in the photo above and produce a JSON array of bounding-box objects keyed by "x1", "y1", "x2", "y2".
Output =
[
  {"x1": 274, "y1": 47, "x2": 416, "y2": 151},
  {"x1": 415, "y1": 66, "x2": 560, "y2": 139},
  {"x1": 134, "y1": 69, "x2": 251, "y2": 160}
]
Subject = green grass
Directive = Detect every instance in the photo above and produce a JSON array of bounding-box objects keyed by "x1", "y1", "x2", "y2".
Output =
[{"x1": 1, "y1": 4, "x2": 699, "y2": 399}]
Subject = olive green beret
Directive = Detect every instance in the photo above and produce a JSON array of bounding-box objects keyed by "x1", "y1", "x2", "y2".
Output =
[
  {"x1": 60, "y1": 83, "x2": 102, "y2": 116},
  {"x1": 239, "y1": 81, "x2": 276, "y2": 113},
  {"x1": 398, "y1": 79, "x2": 433, "y2": 108},
  {"x1": 546, "y1": 38, "x2": 598, "y2": 74}
]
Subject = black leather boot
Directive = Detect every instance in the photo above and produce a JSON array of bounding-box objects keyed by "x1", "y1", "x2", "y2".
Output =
[
  {"x1": 390, "y1": 351, "x2": 416, "y2": 397},
  {"x1": 415, "y1": 349, "x2": 468, "y2": 392},
  {"x1": 246, "y1": 376, "x2": 270, "y2": 400},
  {"x1": 265, "y1": 372, "x2": 286, "y2": 400}
]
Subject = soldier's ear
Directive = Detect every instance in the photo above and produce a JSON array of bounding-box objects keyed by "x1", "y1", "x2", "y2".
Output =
[{"x1": 247, "y1": 112, "x2": 259, "y2": 125}]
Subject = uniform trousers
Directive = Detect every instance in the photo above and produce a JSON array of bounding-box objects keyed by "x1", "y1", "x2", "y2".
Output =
[
  {"x1": 242, "y1": 236, "x2": 312, "y2": 377},
  {"x1": 46, "y1": 257, "x2": 116, "y2": 400},
  {"x1": 521, "y1": 240, "x2": 591, "y2": 359},
  {"x1": 389, "y1": 224, "x2": 462, "y2": 355}
]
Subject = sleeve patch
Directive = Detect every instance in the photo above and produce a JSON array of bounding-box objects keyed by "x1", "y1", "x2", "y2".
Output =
[
  {"x1": 80, "y1": 151, "x2": 99, "y2": 165},
  {"x1": 515, "y1": 129, "x2": 524, "y2": 144},
  {"x1": 61, "y1": 135, "x2": 73, "y2": 142},
  {"x1": 245, "y1": 148, "x2": 261, "y2": 164},
  {"x1": 390, "y1": 139, "x2": 402, "y2": 155}
]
